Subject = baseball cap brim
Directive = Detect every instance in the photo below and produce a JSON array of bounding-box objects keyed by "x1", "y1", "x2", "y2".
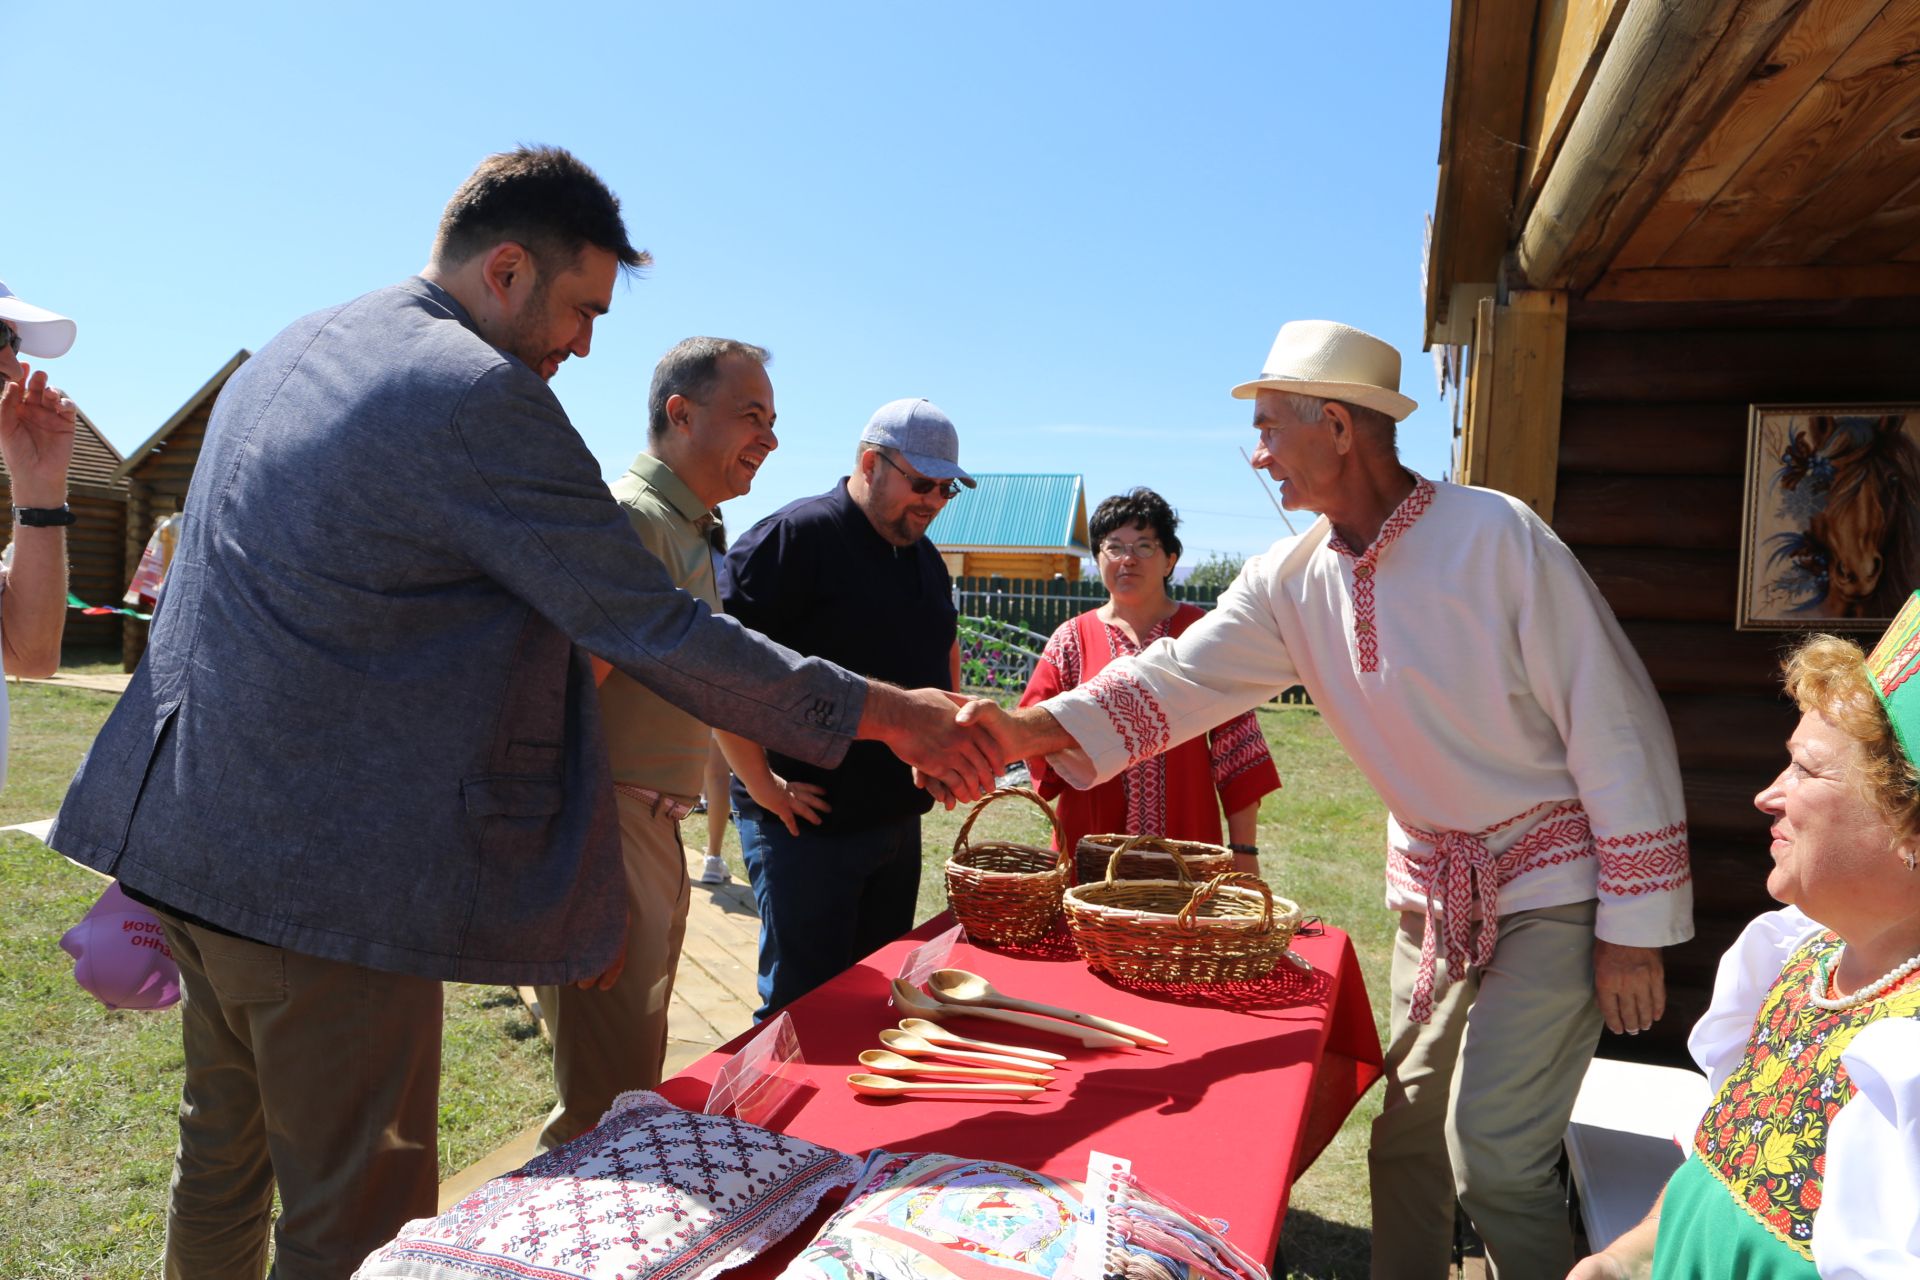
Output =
[
  {"x1": 894, "y1": 450, "x2": 977, "y2": 487},
  {"x1": 0, "y1": 295, "x2": 77, "y2": 359}
]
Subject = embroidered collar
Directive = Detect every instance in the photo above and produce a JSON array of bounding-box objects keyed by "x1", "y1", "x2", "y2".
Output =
[{"x1": 1327, "y1": 473, "x2": 1436, "y2": 563}]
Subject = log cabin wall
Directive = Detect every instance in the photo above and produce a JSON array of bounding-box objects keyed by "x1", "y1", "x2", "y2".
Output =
[
  {"x1": 1554, "y1": 294, "x2": 1920, "y2": 1065},
  {"x1": 120, "y1": 403, "x2": 211, "y2": 670}
]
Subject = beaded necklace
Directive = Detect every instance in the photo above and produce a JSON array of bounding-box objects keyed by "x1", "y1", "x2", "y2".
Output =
[{"x1": 1807, "y1": 943, "x2": 1920, "y2": 1011}]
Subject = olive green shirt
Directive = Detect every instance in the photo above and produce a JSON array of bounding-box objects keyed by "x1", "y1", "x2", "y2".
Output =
[{"x1": 598, "y1": 452, "x2": 724, "y2": 798}]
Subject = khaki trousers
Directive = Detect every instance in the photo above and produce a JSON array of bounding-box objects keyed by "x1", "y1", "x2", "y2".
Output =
[
  {"x1": 157, "y1": 914, "x2": 442, "y2": 1280},
  {"x1": 535, "y1": 790, "x2": 693, "y2": 1149},
  {"x1": 1367, "y1": 900, "x2": 1602, "y2": 1280}
]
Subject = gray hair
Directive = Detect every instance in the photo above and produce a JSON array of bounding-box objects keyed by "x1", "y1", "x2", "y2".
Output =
[
  {"x1": 647, "y1": 337, "x2": 771, "y2": 441},
  {"x1": 1275, "y1": 392, "x2": 1397, "y2": 448}
]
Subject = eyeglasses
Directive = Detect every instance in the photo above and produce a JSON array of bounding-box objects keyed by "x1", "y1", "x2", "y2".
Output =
[
  {"x1": 1098, "y1": 538, "x2": 1162, "y2": 560},
  {"x1": 875, "y1": 450, "x2": 962, "y2": 500},
  {"x1": 0, "y1": 322, "x2": 19, "y2": 357}
]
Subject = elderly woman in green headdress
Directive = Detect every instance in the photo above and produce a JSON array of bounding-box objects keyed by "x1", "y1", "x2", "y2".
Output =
[{"x1": 1570, "y1": 596, "x2": 1920, "y2": 1278}]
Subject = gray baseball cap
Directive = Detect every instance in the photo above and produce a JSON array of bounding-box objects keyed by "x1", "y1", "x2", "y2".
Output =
[{"x1": 859, "y1": 398, "x2": 975, "y2": 487}]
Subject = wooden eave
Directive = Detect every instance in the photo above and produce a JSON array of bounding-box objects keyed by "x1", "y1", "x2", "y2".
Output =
[{"x1": 113, "y1": 349, "x2": 249, "y2": 485}]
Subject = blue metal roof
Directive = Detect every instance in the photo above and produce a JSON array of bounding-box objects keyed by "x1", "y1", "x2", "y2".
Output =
[{"x1": 928, "y1": 473, "x2": 1089, "y2": 552}]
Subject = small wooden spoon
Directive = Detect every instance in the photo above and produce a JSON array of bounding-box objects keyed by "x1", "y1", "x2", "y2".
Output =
[
  {"x1": 890, "y1": 979, "x2": 1132, "y2": 1049},
  {"x1": 877, "y1": 1028, "x2": 1059, "y2": 1072},
  {"x1": 848, "y1": 1073, "x2": 1043, "y2": 1099},
  {"x1": 928, "y1": 968, "x2": 1169, "y2": 1047},
  {"x1": 898, "y1": 1018, "x2": 1068, "y2": 1063},
  {"x1": 857, "y1": 1049, "x2": 1051, "y2": 1085}
]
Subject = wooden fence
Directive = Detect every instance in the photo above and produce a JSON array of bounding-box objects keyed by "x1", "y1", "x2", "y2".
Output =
[{"x1": 953, "y1": 576, "x2": 1221, "y2": 638}]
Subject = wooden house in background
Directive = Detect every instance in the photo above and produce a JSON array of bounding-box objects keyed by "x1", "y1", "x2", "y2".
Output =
[
  {"x1": 1427, "y1": 0, "x2": 1920, "y2": 1063},
  {"x1": 927, "y1": 473, "x2": 1092, "y2": 581},
  {"x1": 0, "y1": 408, "x2": 128, "y2": 652},
  {"x1": 113, "y1": 350, "x2": 249, "y2": 670}
]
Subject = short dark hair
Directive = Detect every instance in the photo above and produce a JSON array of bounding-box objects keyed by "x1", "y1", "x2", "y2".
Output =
[
  {"x1": 433, "y1": 145, "x2": 650, "y2": 274},
  {"x1": 1090, "y1": 487, "x2": 1182, "y2": 562},
  {"x1": 647, "y1": 338, "x2": 771, "y2": 441}
]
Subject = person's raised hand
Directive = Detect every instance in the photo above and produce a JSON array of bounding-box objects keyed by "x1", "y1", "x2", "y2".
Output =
[{"x1": 0, "y1": 365, "x2": 76, "y2": 506}]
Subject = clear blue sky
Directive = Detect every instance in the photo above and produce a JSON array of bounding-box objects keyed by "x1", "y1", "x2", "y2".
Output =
[{"x1": 12, "y1": 2, "x2": 1452, "y2": 564}]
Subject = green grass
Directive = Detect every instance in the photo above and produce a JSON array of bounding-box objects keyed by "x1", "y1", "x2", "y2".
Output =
[{"x1": 5, "y1": 679, "x2": 1394, "y2": 1279}]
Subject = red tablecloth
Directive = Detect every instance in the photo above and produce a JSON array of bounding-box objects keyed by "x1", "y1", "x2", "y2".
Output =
[{"x1": 656, "y1": 918, "x2": 1382, "y2": 1269}]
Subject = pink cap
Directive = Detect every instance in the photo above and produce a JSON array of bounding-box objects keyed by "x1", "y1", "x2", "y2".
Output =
[{"x1": 59, "y1": 882, "x2": 182, "y2": 1011}]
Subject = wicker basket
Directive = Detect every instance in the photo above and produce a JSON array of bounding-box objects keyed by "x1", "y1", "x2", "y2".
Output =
[
  {"x1": 1073, "y1": 833, "x2": 1233, "y2": 886},
  {"x1": 944, "y1": 787, "x2": 1068, "y2": 944},
  {"x1": 1064, "y1": 850, "x2": 1301, "y2": 984}
]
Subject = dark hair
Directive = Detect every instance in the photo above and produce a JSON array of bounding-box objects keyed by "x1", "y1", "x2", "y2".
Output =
[
  {"x1": 1091, "y1": 488, "x2": 1182, "y2": 564},
  {"x1": 433, "y1": 145, "x2": 650, "y2": 274},
  {"x1": 647, "y1": 338, "x2": 771, "y2": 441}
]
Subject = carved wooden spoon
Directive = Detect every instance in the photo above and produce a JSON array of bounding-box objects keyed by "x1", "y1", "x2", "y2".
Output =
[
  {"x1": 877, "y1": 1028, "x2": 1059, "y2": 1072},
  {"x1": 857, "y1": 1049, "x2": 1051, "y2": 1084},
  {"x1": 897, "y1": 1018, "x2": 1068, "y2": 1063},
  {"x1": 890, "y1": 979, "x2": 1132, "y2": 1049},
  {"x1": 928, "y1": 968, "x2": 1169, "y2": 1047},
  {"x1": 847, "y1": 1073, "x2": 1043, "y2": 1099}
]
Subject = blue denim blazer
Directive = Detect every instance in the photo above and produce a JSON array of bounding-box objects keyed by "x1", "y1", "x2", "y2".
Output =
[{"x1": 50, "y1": 279, "x2": 864, "y2": 985}]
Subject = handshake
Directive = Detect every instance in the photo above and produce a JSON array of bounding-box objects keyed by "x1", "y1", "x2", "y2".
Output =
[{"x1": 861, "y1": 684, "x2": 1076, "y2": 807}]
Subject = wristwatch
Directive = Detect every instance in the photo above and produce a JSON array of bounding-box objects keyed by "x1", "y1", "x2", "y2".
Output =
[
  {"x1": 1229, "y1": 842, "x2": 1259, "y2": 856},
  {"x1": 13, "y1": 504, "x2": 76, "y2": 527}
]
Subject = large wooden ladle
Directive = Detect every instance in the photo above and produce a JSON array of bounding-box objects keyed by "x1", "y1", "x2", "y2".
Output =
[
  {"x1": 847, "y1": 1073, "x2": 1043, "y2": 1099},
  {"x1": 890, "y1": 978, "x2": 1132, "y2": 1049},
  {"x1": 857, "y1": 1049, "x2": 1051, "y2": 1085},
  {"x1": 877, "y1": 1028, "x2": 1058, "y2": 1073},
  {"x1": 927, "y1": 968, "x2": 1169, "y2": 1047},
  {"x1": 897, "y1": 1017, "x2": 1068, "y2": 1063}
]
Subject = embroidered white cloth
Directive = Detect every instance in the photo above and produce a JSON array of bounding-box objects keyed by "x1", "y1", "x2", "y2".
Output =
[
  {"x1": 354, "y1": 1090, "x2": 858, "y2": 1280},
  {"x1": 1040, "y1": 478, "x2": 1692, "y2": 1015},
  {"x1": 1688, "y1": 908, "x2": 1920, "y2": 1277}
]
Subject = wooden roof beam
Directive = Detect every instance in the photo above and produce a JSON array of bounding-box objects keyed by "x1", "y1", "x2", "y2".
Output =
[{"x1": 1513, "y1": 0, "x2": 1812, "y2": 292}]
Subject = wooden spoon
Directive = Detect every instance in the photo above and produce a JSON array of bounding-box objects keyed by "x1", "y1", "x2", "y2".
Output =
[
  {"x1": 897, "y1": 1018, "x2": 1068, "y2": 1064},
  {"x1": 890, "y1": 978, "x2": 1132, "y2": 1049},
  {"x1": 857, "y1": 1049, "x2": 1051, "y2": 1085},
  {"x1": 928, "y1": 968, "x2": 1169, "y2": 1047},
  {"x1": 848, "y1": 1073, "x2": 1043, "y2": 1099},
  {"x1": 878, "y1": 1028, "x2": 1059, "y2": 1072}
]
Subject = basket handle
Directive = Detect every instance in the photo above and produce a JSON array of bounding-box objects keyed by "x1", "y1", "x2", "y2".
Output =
[
  {"x1": 1177, "y1": 871, "x2": 1274, "y2": 931},
  {"x1": 1100, "y1": 834, "x2": 1195, "y2": 887},
  {"x1": 951, "y1": 786, "x2": 1064, "y2": 865}
]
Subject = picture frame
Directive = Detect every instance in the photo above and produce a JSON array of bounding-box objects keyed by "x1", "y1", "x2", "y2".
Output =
[{"x1": 1737, "y1": 403, "x2": 1920, "y2": 631}]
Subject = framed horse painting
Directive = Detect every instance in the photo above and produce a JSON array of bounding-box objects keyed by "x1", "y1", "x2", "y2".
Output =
[{"x1": 1738, "y1": 403, "x2": 1920, "y2": 631}]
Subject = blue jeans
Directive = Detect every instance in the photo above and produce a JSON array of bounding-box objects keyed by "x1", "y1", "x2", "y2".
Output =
[{"x1": 735, "y1": 803, "x2": 922, "y2": 1020}]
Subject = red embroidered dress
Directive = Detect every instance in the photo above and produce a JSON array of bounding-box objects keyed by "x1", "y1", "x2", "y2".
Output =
[{"x1": 1018, "y1": 604, "x2": 1281, "y2": 858}]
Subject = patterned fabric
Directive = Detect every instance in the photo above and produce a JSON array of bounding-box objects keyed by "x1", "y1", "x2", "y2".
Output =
[
  {"x1": 1325, "y1": 477, "x2": 1436, "y2": 674},
  {"x1": 355, "y1": 1091, "x2": 858, "y2": 1280},
  {"x1": 783, "y1": 1151, "x2": 1083, "y2": 1280},
  {"x1": 1866, "y1": 588, "x2": 1920, "y2": 766},
  {"x1": 1594, "y1": 822, "x2": 1692, "y2": 899},
  {"x1": 1691, "y1": 933, "x2": 1920, "y2": 1260}
]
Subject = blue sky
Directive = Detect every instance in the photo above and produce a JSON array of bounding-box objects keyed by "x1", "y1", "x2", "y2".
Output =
[{"x1": 12, "y1": 2, "x2": 1452, "y2": 564}]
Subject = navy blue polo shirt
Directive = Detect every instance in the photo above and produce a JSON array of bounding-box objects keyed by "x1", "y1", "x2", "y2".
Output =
[{"x1": 721, "y1": 479, "x2": 956, "y2": 833}]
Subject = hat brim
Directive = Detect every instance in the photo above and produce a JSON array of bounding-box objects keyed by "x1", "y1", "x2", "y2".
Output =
[
  {"x1": 1230, "y1": 377, "x2": 1416, "y2": 422},
  {"x1": 0, "y1": 297, "x2": 76, "y2": 359},
  {"x1": 895, "y1": 451, "x2": 977, "y2": 488}
]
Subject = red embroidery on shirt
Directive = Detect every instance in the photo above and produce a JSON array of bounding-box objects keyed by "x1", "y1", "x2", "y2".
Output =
[
  {"x1": 1084, "y1": 665, "x2": 1172, "y2": 761},
  {"x1": 1594, "y1": 822, "x2": 1693, "y2": 897},
  {"x1": 1210, "y1": 715, "x2": 1270, "y2": 787},
  {"x1": 1101, "y1": 619, "x2": 1173, "y2": 835},
  {"x1": 1328, "y1": 476, "x2": 1436, "y2": 673}
]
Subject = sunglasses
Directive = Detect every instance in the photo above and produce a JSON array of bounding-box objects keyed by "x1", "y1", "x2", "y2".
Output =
[
  {"x1": 875, "y1": 450, "x2": 962, "y2": 500},
  {"x1": 0, "y1": 322, "x2": 19, "y2": 357}
]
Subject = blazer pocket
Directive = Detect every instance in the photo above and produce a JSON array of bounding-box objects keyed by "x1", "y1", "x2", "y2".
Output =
[{"x1": 462, "y1": 774, "x2": 566, "y2": 820}]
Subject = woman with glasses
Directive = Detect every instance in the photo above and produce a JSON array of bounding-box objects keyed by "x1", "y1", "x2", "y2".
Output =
[{"x1": 1017, "y1": 488, "x2": 1279, "y2": 874}]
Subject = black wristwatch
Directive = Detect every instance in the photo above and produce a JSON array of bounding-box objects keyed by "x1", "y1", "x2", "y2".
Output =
[
  {"x1": 1229, "y1": 842, "x2": 1259, "y2": 856},
  {"x1": 14, "y1": 505, "x2": 76, "y2": 528}
]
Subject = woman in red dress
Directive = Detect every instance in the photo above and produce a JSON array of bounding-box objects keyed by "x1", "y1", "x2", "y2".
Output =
[{"x1": 1018, "y1": 488, "x2": 1281, "y2": 874}]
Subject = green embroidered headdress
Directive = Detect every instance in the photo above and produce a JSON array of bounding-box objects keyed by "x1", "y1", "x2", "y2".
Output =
[{"x1": 1866, "y1": 589, "x2": 1920, "y2": 768}]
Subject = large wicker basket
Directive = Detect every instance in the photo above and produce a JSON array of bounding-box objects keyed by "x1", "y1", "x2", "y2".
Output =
[
  {"x1": 1073, "y1": 833, "x2": 1233, "y2": 887},
  {"x1": 1064, "y1": 850, "x2": 1301, "y2": 984},
  {"x1": 944, "y1": 787, "x2": 1068, "y2": 944}
]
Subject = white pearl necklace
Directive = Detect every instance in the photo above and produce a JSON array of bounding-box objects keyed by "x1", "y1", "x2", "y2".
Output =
[{"x1": 1807, "y1": 945, "x2": 1920, "y2": 1011}]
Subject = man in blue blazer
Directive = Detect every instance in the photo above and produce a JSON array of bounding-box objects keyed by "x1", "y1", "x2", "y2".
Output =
[{"x1": 50, "y1": 146, "x2": 994, "y2": 1280}]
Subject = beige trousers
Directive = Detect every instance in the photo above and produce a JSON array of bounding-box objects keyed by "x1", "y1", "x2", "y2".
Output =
[
  {"x1": 157, "y1": 913, "x2": 442, "y2": 1280},
  {"x1": 1367, "y1": 900, "x2": 1602, "y2": 1280},
  {"x1": 535, "y1": 789, "x2": 693, "y2": 1149}
]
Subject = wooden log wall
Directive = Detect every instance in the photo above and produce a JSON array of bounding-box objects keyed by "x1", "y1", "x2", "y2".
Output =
[
  {"x1": 0, "y1": 486, "x2": 128, "y2": 653},
  {"x1": 1556, "y1": 296, "x2": 1920, "y2": 1065}
]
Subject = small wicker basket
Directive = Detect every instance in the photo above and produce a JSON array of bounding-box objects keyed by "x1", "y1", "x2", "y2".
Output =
[
  {"x1": 944, "y1": 787, "x2": 1068, "y2": 944},
  {"x1": 1073, "y1": 833, "x2": 1233, "y2": 886},
  {"x1": 1064, "y1": 849, "x2": 1302, "y2": 984}
]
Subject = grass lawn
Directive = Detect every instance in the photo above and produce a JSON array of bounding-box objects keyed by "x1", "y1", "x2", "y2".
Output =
[{"x1": 2, "y1": 680, "x2": 1394, "y2": 1279}]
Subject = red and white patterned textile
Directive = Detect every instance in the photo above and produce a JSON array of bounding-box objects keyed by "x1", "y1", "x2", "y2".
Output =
[
  {"x1": 1041, "y1": 476, "x2": 1692, "y2": 958},
  {"x1": 354, "y1": 1090, "x2": 858, "y2": 1280}
]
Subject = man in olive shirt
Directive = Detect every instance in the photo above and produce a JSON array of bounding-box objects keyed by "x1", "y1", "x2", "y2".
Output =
[{"x1": 534, "y1": 336, "x2": 779, "y2": 1148}]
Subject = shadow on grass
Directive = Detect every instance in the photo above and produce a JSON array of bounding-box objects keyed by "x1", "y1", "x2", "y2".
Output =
[{"x1": 1275, "y1": 1206, "x2": 1371, "y2": 1279}]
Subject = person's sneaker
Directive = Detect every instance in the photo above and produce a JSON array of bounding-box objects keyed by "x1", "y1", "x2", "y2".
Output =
[{"x1": 697, "y1": 856, "x2": 731, "y2": 886}]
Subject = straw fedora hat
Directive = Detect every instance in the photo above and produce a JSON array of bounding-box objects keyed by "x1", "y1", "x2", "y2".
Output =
[{"x1": 1229, "y1": 320, "x2": 1417, "y2": 422}]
